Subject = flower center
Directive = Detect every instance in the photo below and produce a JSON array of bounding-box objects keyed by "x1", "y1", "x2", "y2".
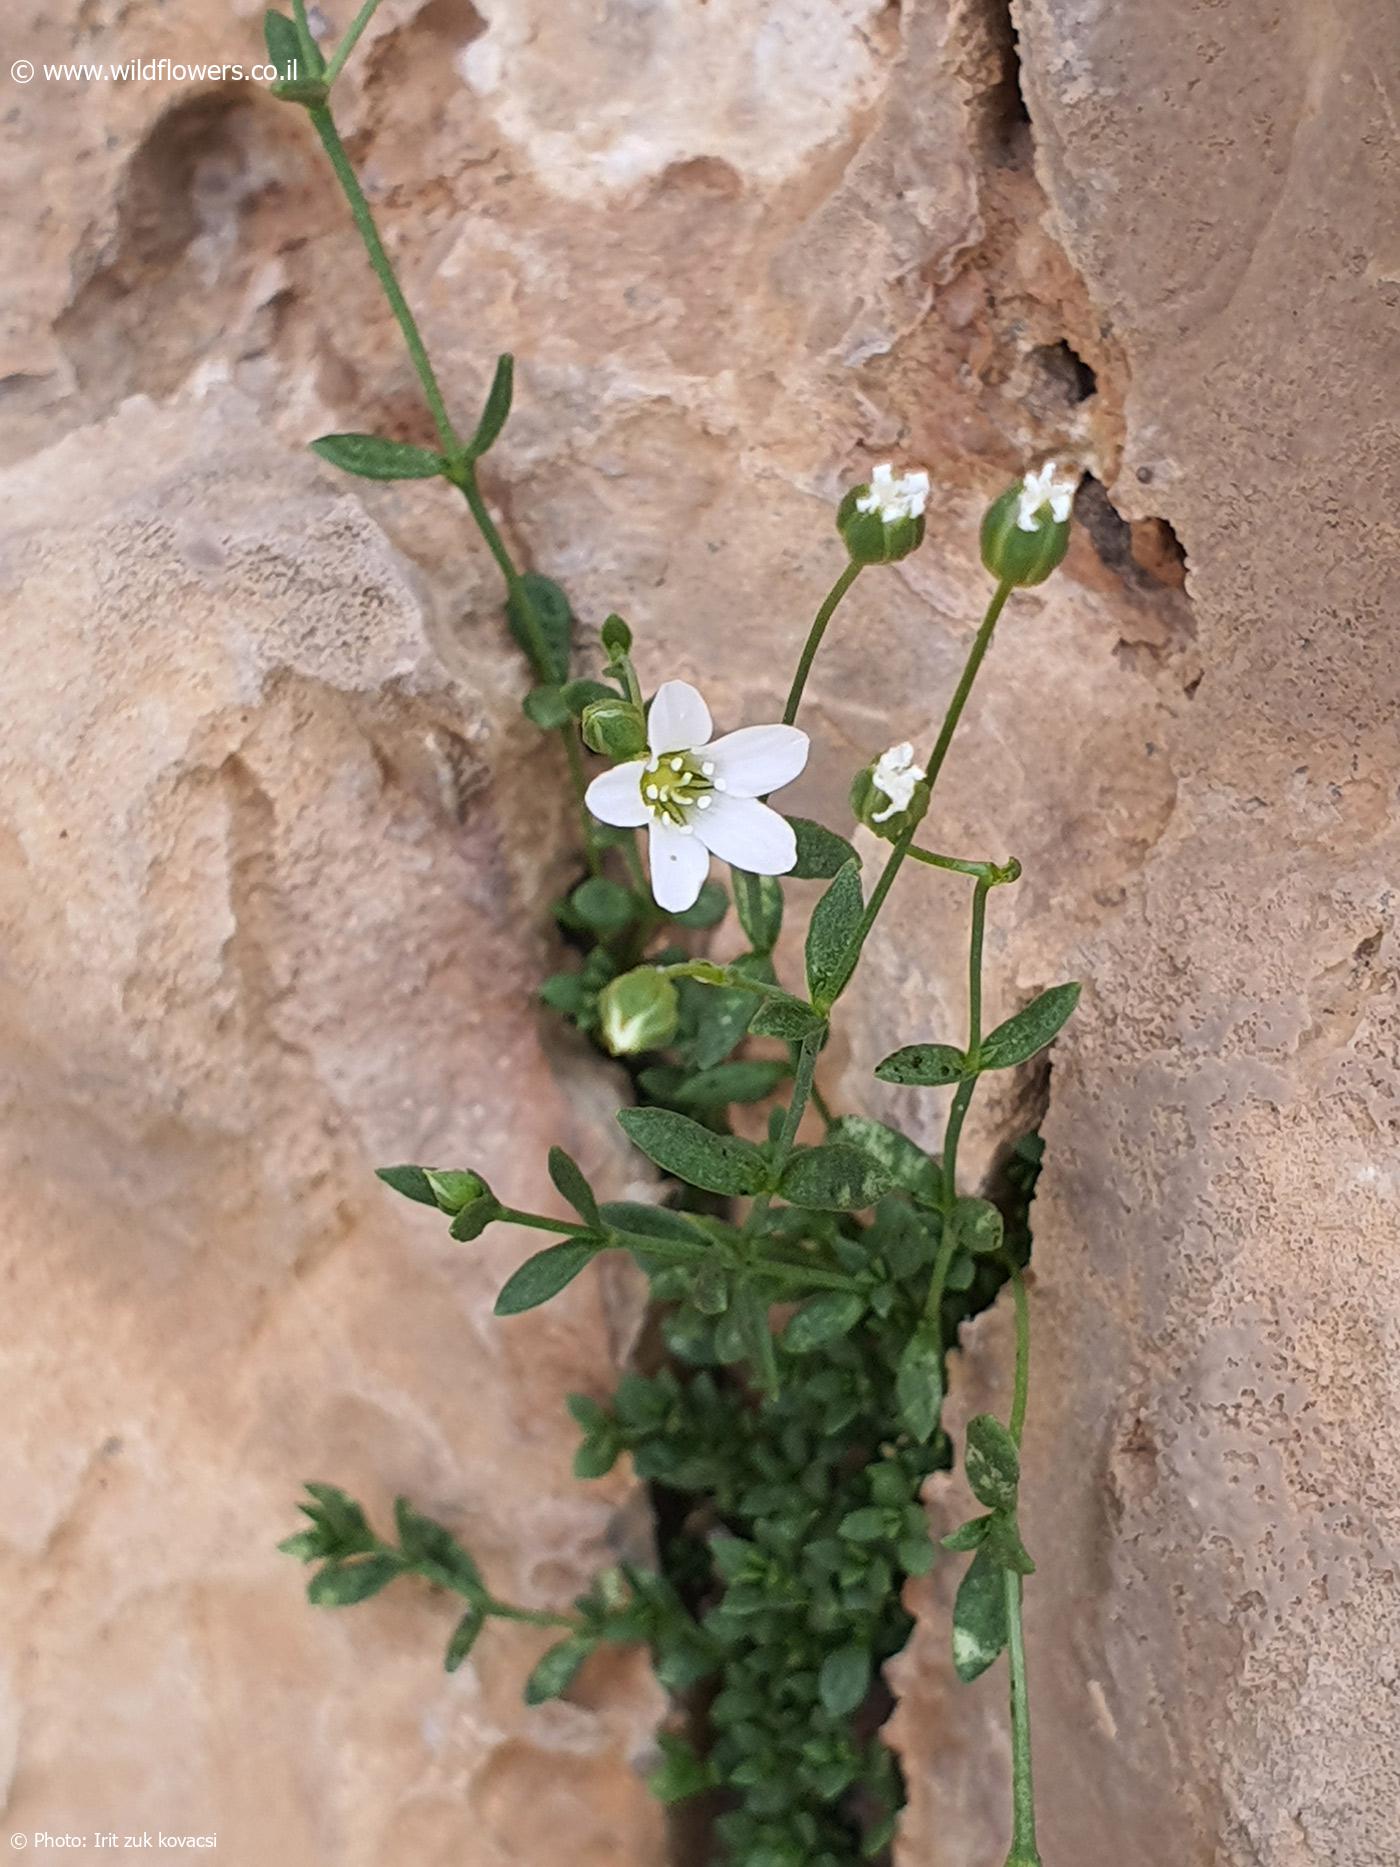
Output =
[{"x1": 642, "y1": 751, "x2": 716, "y2": 828}]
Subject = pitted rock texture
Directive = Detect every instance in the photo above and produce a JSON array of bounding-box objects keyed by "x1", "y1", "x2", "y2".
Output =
[{"x1": 0, "y1": 0, "x2": 1395, "y2": 1863}]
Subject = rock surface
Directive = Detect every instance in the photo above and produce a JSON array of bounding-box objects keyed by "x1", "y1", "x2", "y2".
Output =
[{"x1": 0, "y1": 0, "x2": 1395, "y2": 1862}]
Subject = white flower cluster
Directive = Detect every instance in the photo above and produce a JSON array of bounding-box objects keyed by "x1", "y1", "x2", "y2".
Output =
[{"x1": 855, "y1": 464, "x2": 931, "y2": 524}]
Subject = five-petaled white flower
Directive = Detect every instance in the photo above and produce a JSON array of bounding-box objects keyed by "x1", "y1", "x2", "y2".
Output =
[
  {"x1": 869, "y1": 742, "x2": 926, "y2": 822},
  {"x1": 855, "y1": 464, "x2": 931, "y2": 524},
  {"x1": 585, "y1": 681, "x2": 809, "y2": 913},
  {"x1": 1016, "y1": 460, "x2": 1079, "y2": 531}
]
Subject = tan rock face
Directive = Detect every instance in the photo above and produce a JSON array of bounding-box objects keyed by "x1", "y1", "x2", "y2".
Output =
[{"x1": 1, "y1": 0, "x2": 1394, "y2": 1862}]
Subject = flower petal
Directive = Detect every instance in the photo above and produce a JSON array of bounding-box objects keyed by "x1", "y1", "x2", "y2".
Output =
[
  {"x1": 701, "y1": 724, "x2": 809, "y2": 799},
  {"x1": 585, "y1": 761, "x2": 648, "y2": 828},
  {"x1": 647, "y1": 820, "x2": 711, "y2": 912},
  {"x1": 647, "y1": 680, "x2": 712, "y2": 756},
  {"x1": 692, "y1": 795, "x2": 797, "y2": 875}
]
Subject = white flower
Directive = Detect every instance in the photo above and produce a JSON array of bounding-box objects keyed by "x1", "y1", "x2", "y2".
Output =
[
  {"x1": 1015, "y1": 460, "x2": 1079, "y2": 532},
  {"x1": 855, "y1": 463, "x2": 931, "y2": 524},
  {"x1": 585, "y1": 681, "x2": 809, "y2": 913},
  {"x1": 869, "y1": 741, "x2": 926, "y2": 822}
]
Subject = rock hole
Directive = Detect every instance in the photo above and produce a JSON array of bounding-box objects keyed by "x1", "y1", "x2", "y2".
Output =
[{"x1": 1035, "y1": 338, "x2": 1097, "y2": 404}]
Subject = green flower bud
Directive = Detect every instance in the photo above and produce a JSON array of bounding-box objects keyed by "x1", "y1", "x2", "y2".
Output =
[
  {"x1": 598, "y1": 966, "x2": 679, "y2": 1056},
  {"x1": 850, "y1": 742, "x2": 928, "y2": 842},
  {"x1": 980, "y1": 460, "x2": 1078, "y2": 586},
  {"x1": 581, "y1": 697, "x2": 648, "y2": 759},
  {"x1": 837, "y1": 464, "x2": 929, "y2": 565},
  {"x1": 423, "y1": 1169, "x2": 501, "y2": 1241}
]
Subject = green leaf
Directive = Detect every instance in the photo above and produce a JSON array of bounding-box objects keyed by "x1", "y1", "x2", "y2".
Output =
[
  {"x1": 522, "y1": 684, "x2": 571, "y2": 729},
  {"x1": 376, "y1": 1164, "x2": 437, "y2": 1207},
  {"x1": 942, "y1": 1514, "x2": 992, "y2": 1552},
  {"x1": 310, "y1": 433, "x2": 445, "y2": 480},
  {"x1": 805, "y1": 860, "x2": 863, "y2": 1007},
  {"x1": 671, "y1": 880, "x2": 728, "y2": 929},
  {"x1": 964, "y1": 1414, "x2": 1020, "y2": 1511},
  {"x1": 507, "y1": 572, "x2": 572, "y2": 684},
  {"x1": 299, "y1": 1483, "x2": 376, "y2": 1554},
  {"x1": 787, "y1": 816, "x2": 860, "y2": 880},
  {"x1": 778, "y1": 1144, "x2": 893, "y2": 1212},
  {"x1": 733, "y1": 871, "x2": 784, "y2": 955},
  {"x1": 569, "y1": 876, "x2": 636, "y2": 935},
  {"x1": 444, "y1": 1603, "x2": 487, "y2": 1671},
  {"x1": 838, "y1": 1507, "x2": 888, "y2": 1543},
  {"x1": 874, "y1": 1042, "x2": 969, "y2": 1087},
  {"x1": 263, "y1": 10, "x2": 303, "y2": 78},
  {"x1": 617, "y1": 1107, "x2": 768, "y2": 1197},
  {"x1": 393, "y1": 1499, "x2": 483, "y2": 1591},
  {"x1": 818, "y1": 1642, "x2": 872, "y2": 1717},
  {"x1": 597, "y1": 1200, "x2": 709, "y2": 1246},
  {"x1": 827, "y1": 1115, "x2": 942, "y2": 1207},
  {"x1": 952, "y1": 1545, "x2": 1009, "y2": 1682},
  {"x1": 548, "y1": 1147, "x2": 600, "y2": 1227},
  {"x1": 560, "y1": 677, "x2": 619, "y2": 716},
  {"x1": 494, "y1": 1240, "x2": 600, "y2": 1315},
  {"x1": 783, "y1": 1291, "x2": 866, "y2": 1353},
  {"x1": 985, "y1": 1510, "x2": 1036, "y2": 1576},
  {"x1": 662, "y1": 1059, "x2": 789, "y2": 1110},
  {"x1": 896, "y1": 1326, "x2": 942, "y2": 1443},
  {"x1": 468, "y1": 353, "x2": 513, "y2": 458},
  {"x1": 523, "y1": 1636, "x2": 594, "y2": 1705},
  {"x1": 573, "y1": 1430, "x2": 621, "y2": 1479},
  {"x1": 977, "y1": 982, "x2": 1081, "y2": 1071},
  {"x1": 647, "y1": 1734, "x2": 714, "y2": 1804},
  {"x1": 950, "y1": 1195, "x2": 1004, "y2": 1257},
  {"x1": 307, "y1": 1553, "x2": 402, "y2": 1607},
  {"x1": 747, "y1": 996, "x2": 827, "y2": 1043}
]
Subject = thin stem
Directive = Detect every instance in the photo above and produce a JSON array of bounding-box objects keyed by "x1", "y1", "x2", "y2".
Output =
[
  {"x1": 821, "y1": 578, "x2": 1016, "y2": 1010},
  {"x1": 322, "y1": 0, "x2": 387, "y2": 88},
  {"x1": 782, "y1": 561, "x2": 862, "y2": 725},
  {"x1": 307, "y1": 104, "x2": 460, "y2": 457},
  {"x1": 923, "y1": 879, "x2": 989, "y2": 1335},
  {"x1": 908, "y1": 847, "x2": 1020, "y2": 885},
  {"x1": 967, "y1": 876, "x2": 990, "y2": 1056},
  {"x1": 743, "y1": 1031, "x2": 820, "y2": 1238},
  {"x1": 1008, "y1": 1265, "x2": 1030, "y2": 1448},
  {"x1": 456, "y1": 459, "x2": 521, "y2": 589},
  {"x1": 1004, "y1": 1570, "x2": 1040, "y2": 1864},
  {"x1": 485, "y1": 1599, "x2": 579, "y2": 1631}
]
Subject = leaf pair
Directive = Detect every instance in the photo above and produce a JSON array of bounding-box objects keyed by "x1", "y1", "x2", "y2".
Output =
[
  {"x1": 947, "y1": 1414, "x2": 1035, "y2": 1683},
  {"x1": 310, "y1": 355, "x2": 516, "y2": 483},
  {"x1": 877, "y1": 982, "x2": 1081, "y2": 1085},
  {"x1": 617, "y1": 1106, "x2": 895, "y2": 1213}
]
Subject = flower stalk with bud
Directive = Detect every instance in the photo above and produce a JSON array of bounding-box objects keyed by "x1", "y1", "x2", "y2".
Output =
[{"x1": 266, "y1": 9, "x2": 1083, "y2": 1862}]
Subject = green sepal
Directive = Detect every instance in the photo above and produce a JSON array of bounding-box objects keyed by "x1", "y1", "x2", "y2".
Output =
[
  {"x1": 874, "y1": 1042, "x2": 968, "y2": 1087},
  {"x1": 468, "y1": 353, "x2": 513, "y2": 458},
  {"x1": 786, "y1": 816, "x2": 860, "y2": 880},
  {"x1": 951, "y1": 1544, "x2": 1009, "y2": 1682},
  {"x1": 494, "y1": 1240, "x2": 601, "y2": 1315},
  {"x1": 980, "y1": 482, "x2": 1071, "y2": 586},
  {"x1": 976, "y1": 982, "x2": 1081, "y2": 1070},
  {"x1": 310, "y1": 433, "x2": 445, "y2": 480},
  {"x1": 805, "y1": 860, "x2": 863, "y2": 1007},
  {"x1": 617, "y1": 1107, "x2": 768, "y2": 1197}
]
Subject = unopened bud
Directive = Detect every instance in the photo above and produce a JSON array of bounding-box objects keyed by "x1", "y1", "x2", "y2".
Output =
[
  {"x1": 598, "y1": 966, "x2": 679, "y2": 1056},
  {"x1": 582, "y1": 696, "x2": 648, "y2": 759},
  {"x1": 980, "y1": 460, "x2": 1078, "y2": 586},
  {"x1": 423, "y1": 1169, "x2": 500, "y2": 1240},
  {"x1": 837, "y1": 464, "x2": 930, "y2": 565}
]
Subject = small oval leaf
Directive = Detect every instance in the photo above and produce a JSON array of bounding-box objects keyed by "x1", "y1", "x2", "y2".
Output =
[{"x1": 310, "y1": 433, "x2": 446, "y2": 480}]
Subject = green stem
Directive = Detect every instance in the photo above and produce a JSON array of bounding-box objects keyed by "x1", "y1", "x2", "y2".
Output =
[
  {"x1": 743, "y1": 1031, "x2": 820, "y2": 1239},
  {"x1": 1004, "y1": 1571, "x2": 1040, "y2": 1864},
  {"x1": 782, "y1": 561, "x2": 862, "y2": 726},
  {"x1": 1008, "y1": 1265, "x2": 1030, "y2": 1448},
  {"x1": 908, "y1": 847, "x2": 1021, "y2": 885},
  {"x1": 822, "y1": 578, "x2": 1015, "y2": 1009},
  {"x1": 494, "y1": 1203, "x2": 863, "y2": 1294},
  {"x1": 322, "y1": 0, "x2": 387, "y2": 88},
  {"x1": 306, "y1": 103, "x2": 460, "y2": 457},
  {"x1": 923, "y1": 877, "x2": 989, "y2": 1337},
  {"x1": 485, "y1": 1599, "x2": 579, "y2": 1631}
]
